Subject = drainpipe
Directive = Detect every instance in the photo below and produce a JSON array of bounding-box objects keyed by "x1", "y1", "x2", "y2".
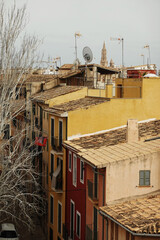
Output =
[{"x1": 98, "y1": 170, "x2": 105, "y2": 240}]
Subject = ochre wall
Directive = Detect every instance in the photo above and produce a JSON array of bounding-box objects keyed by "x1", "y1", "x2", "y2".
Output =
[
  {"x1": 48, "y1": 114, "x2": 66, "y2": 240},
  {"x1": 47, "y1": 87, "x2": 88, "y2": 106},
  {"x1": 67, "y1": 78, "x2": 160, "y2": 138}
]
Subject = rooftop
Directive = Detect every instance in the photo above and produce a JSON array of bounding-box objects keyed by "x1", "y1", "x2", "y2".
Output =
[
  {"x1": 100, "y1": 191, "x2": 160, "y2": 235},
  {"x1": 26, "y1": 74, "x2": 58, "y2": 83},
  {"x1": 31, "y1": 85, "x2": 85, "y2": 103},
  {"x1": 64, "y1": 119, "x2": 160, "y2": 168},
  {"x1": 46, "y1": 96, "x2": 109, "y2": 114}
]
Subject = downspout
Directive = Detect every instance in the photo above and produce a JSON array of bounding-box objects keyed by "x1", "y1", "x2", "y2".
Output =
[{"x1": 98, "y1": 169, "x2": 105, "y2": 240}]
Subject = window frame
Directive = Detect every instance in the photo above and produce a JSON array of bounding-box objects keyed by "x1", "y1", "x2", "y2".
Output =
[
  {"x1": 70, "y1": 200, "x2": 75, "y2": 239},
  {"x1": 76, "y1": 211, "x2": 81, "y2": 238},
  {"x1": 68, "y1": 151, "x2": 72, "y2": 172},
  {"x1": 80, "y1": 159, "x2": 84, "y2": 184},
  {"x1": 73, "y1": 154, "x2": 77, "y2": 187},
  {"x1": 59, "y1": 119, "x2": 63, "y2": 150},
  {"x1": 58, "y1": 201, "x2": 62, "y2": 234},
  {"x1": 139, "y1": 170, "x2": 150, "y2": 186},
  {"x1": 50, "y1": 195, "x2": 54, "y2": 224},
  {"x1": 51, "y1": 117, "x2": 55, "y2": 148}
]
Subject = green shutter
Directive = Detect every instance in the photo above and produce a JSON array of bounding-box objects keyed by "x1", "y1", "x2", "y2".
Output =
[
  {"x1": 145, "y1": 170, "x2": 150, "y2": 186},
  {"x1": 139, "y1": 170, "x2": 144, "y2": 186}
]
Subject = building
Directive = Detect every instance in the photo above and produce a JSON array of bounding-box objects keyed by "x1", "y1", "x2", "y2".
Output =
[{"x1": 63, "y1": 119, "x2": 160, "y2": 239}]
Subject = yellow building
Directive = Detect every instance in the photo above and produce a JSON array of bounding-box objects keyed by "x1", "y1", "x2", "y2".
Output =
[{"x1": 31, "y1": 76, "x2": 160, "y2": 240}]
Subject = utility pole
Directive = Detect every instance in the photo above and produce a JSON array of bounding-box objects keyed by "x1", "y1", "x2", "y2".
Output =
[
  {"x1": 144, "y1": 44, "x2": 151, "y2": 68},
  {"x1": 140, "y1": 54, "x2": 144, "y2": 65},
  {"x1": 75, "y1": 32, "x2": 81, "y2": 62},
  {"x1": 110, "y1": 37, "x2": 124, "y2": 78}
]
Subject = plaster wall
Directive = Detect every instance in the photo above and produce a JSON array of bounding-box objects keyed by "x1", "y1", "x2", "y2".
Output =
[
  {"x1": 47, "y1": 87, "x2": 88, "y2": 106},
  {"x1": 105, "y1": 151, "x2": 160, "y2": 203},
  {"x1": 67, "y1": 78, "x2": 160, "y2": 138}
]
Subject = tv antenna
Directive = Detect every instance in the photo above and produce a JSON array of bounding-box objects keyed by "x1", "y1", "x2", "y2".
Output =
[
  {"x1": 110, "y1": 37, "x2": 124, "y2": 78},
  {"x1": 82, "y1": 46, "x2": 93, "y2": 82}
]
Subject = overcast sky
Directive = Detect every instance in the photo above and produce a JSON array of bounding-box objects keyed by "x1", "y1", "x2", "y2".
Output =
[{"x1": 7, "y1": 0, "x2": 160, "y2": 71}]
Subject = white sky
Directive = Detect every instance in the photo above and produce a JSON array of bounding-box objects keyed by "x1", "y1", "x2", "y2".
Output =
[{"x1": 6, "y1": 0, "x2": 160, "y2": 71}]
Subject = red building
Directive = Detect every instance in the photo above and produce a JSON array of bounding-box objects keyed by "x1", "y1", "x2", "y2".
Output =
[
  {"x1": 64, "y1": 148, "x2": 86, "y2": 239},
  {"x1": 127, "y1": 69, "x2": 156, "y2": 78}
]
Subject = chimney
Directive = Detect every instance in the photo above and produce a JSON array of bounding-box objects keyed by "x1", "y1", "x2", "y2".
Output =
[{"x1": 127, "y1": 119, "x2": 139, "y2": 142}]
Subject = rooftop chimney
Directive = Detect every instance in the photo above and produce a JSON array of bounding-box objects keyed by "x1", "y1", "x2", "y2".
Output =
[{"x1": 127, "y1": 119, "x2": 139, "y2": 142}]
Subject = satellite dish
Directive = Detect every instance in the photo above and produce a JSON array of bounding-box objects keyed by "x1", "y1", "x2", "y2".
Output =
[{"x1": 82, "y1": 46, "x2": 93, "y2": 63}]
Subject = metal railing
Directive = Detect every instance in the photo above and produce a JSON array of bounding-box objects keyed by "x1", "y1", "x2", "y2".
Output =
[{"x1": 51, "y1": 136, "x2": 63, "y2": 152}]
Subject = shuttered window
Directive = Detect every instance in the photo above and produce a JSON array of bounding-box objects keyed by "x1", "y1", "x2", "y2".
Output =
[{"x1": 139, "y1": 170, "x2": 150, "y2": 186}]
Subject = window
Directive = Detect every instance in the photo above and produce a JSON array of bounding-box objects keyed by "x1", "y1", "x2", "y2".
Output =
[
  {"x1": 59, "y1": 120, "x2": 63, "y2": 150},
  {"x1": 50, "y1": 195, "x2": 54, "y2": 224},
  {"x1": 80, "y1": 160, "x2": 84, "y2": 183},
  {"x1": 139, "y1": 170, "x2": 150, "y2": 186},
  {"x1": 58, "y1": 202, "x2": 62, "y2": 234},
  {"x1": 69, "y1": 151, "x2": 72, "y2": 172},
  {"x1": 73, "y1": 154, "x2": 77, "y2": 187},
  {"x1": 94, "y1": 169, "x2": 98, "y2": 198},
  {"x1": 51, "y1": 153, "x2": 54, "y2": 179},
  {"x1": 76, "y1": 211, "x2": 81, "y2": 238},
  {"x1": 93, "y1": 207, "x2": 98, "y2": 240},
  {"x1": 49, "y1": 228, "x2": 53, "y2": 240},
  {"x1": 70, "y1": 200, "x2": 75, "y2": 239},
  {"x1": 51, "y1": 118, "x2": 55, "y2": 147},
  {"x1": 32, "y1": 103, "x2": 35, "y2": 116}
]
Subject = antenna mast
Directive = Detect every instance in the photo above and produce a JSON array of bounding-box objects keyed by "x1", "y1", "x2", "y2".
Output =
[{"x1": 110, "y1": 37, "x2": 124, "y2": 78}]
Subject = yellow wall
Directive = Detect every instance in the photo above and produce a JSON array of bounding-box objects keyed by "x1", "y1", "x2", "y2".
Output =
[
  {"x1": 47, "y1": 87, "x2": 88, "y2": 106},
  {"x1": 115, "y1": 78, "x2": 142, "y2": 98},
  {"x1": 67, "y1": 78, "x2": 160, "y2": 138},
  {"x1": 48, "y1": 114, "x2": 66, "y2": 240},
  {"x1": 87, "y1": 88, "x2": 106, "y2": 97}
]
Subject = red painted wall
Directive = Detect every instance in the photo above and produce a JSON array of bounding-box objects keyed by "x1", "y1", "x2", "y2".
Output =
[
  {"x1": 127, "y1": 69, "x2": 156, "y2": 78},
  {"x1": 65, "y1": 149, "x2": 86, "y2": 239},
  {"x1": 86, "y1": 165, "x2": 105, "y2": 240}
]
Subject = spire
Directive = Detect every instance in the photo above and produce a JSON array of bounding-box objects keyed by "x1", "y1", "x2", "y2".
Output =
[
  {"x1": 110, "y1": 58, "x2": 114, "y2": 68},
  {"x1": 100, "y1": 42, "x2": 108, "y2": 67}
]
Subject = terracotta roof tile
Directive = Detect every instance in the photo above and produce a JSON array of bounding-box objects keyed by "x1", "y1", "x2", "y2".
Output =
[
  {"x1": 100, "y1": 191, "x2": 160, "y2": 235},
  {"x1": 31, "y1": 85, "x2": 85, "y2": 102}
]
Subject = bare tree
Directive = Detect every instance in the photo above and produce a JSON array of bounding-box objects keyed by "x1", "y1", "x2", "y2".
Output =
[{"x1": 0, "y1": 1, "x2": 45, "y2": 230}]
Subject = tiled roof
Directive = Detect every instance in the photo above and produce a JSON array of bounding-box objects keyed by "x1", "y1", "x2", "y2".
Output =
[
  {"x1": 59, "y1": 64, "x2": 74, "y2": 69},
  {"x1": 31, "y1": 85, "x2": 85, "y2": 102},
  {"x1": 64, "y1": 120, "x2": 160, "y2": 150},
  {"x1": 60, "y1": 69, "x2": 83, "y2": 79},
  {"x1": 47, "y1": 97, "x2": 109, "y2": 113},
  {"x1": 100, "y1": 191, "x2": 160, "y2": 235},
  {"x1": 26, "y1": 74, "x2": 58, "y2": 83},
  {"x1": 68, "y1": 138, "x2": 160, "y2": 168}
]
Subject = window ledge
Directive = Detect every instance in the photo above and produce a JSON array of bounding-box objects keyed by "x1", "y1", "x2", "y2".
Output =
[{"x1": 136, "y1": 185, "x2": 153, "y2": 188}]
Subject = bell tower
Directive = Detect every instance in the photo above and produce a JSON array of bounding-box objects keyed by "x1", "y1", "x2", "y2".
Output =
[{"x1": 100, "y1": 42, "x2": 108, "y2": 67}]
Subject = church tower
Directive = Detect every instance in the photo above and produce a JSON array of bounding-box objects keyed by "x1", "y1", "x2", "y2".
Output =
[{"x1": 100, "y1": 42, "x2": 108, "y2": 67}]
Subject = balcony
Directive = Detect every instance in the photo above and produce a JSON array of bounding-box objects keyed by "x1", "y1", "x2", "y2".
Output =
[
  {"x1": 51, "y1": 163, "x2": 63, "y2": 193},
  {"x1": 86, "y1": 224, "x2": 98, "y2": 240},
  {"x1": 51, "y1": 136, "x2": 63, "y2": 153},
  {"x1": 87, "y1": 179, "x2": 98, "y2": 203}
]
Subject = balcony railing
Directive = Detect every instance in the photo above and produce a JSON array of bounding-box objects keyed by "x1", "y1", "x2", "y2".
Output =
[
  {"x1": 86, "y1": 224, "x2": 98, "y2": 240},
  {"x1": 51, "y1": 136, "x2": 63, "y2": 152},
  {"x1": 51, "y1": 163, "x2": 63, "y2": 192},
  {"x1": 87, "y1": 179, "x2": 98, "y2": 202}
]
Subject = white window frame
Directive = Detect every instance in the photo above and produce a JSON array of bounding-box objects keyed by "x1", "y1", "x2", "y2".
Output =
[
  {"x1": 70, "y1": 200, "x2": 75, "y2": 239},
  {"x1": 50, "y1": 194, "x2": 54, "y2": 225},
  {"x1": 73, "y1": 154, "x2": 77, "y2": 187},
  {"x1": 80, "y1": 159, "x2": 84, "y2": 184},
  {"x1": 76, "y1": 211, "x2": 81, "y2": 238},
  {"x1": 57, "y1": 201, "x2": 62, "y2": 234},
  {"x1": 68, "y1": 151, "x2": 72, "y2": 172}
]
